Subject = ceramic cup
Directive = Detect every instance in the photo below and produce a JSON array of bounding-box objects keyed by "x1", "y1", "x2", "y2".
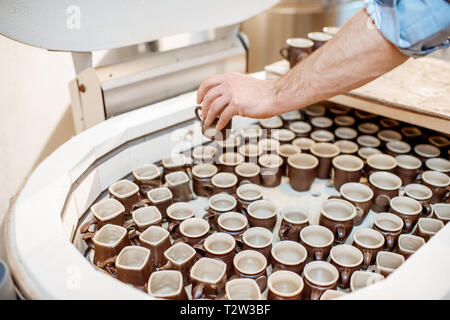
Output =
[
  {"x1": 400, "y1": 126, "x2": 422, "y2": 144},
  {"x1": 307, "y1": 31, "x2": 333, "y2": 51},
  {"x1": 368, "y1": 171, "x2": 402, "y2": 212},
  {"x1": 287, "y1": 153, "x2": 319, "y2": 191},
  {"x1": 279, "y1": 206, "x2": 310, "y2": 241},
  {"x1": 131, "y1": 206, "x2": 162, "y2": 232},
  {"x1": 433, "y1": 203, "x2": 450, "y2": 224},
  {"x1": 394, "y1": 155, "x2": 422, "y2": 186},
  {"x1": 366, "y1": 154, "x2": 397, "y2": 175},
  {"x1": 108, "y1": 179, "x2": 140, "y2": 213},
  {"x1": 330, "y1": 244, "x2": 363, "y2": 289},
  {"x1": 239, "y1": 125, "x2": 263, "y2": 144},
  {"x1": 244, "y1": 199, "x2": 278, "y2": 231},
  {"x1": 334, "y1": 140, "x2": 359, "y2": 155},
  {"x1": 338, "y1": 182, "x2": 374, "y2": 225},
  {"x1": 93, "y1": 224, "x2": 130, "y2": 268},
  {"x1": 375, "y1": 251, "x2": 405, "y2": 277},
  {"x1": 271, "y1": 129, "x2": 296, "y2": 145},
  {"x1": 195, "y1": 106, "x2": 231, "y2": 141},
  {"x1": 205, "y1": 193, "x2": 237, "y2": 231},
  {"x1": 235, "y1": 162, "x2": 261, "y2": 185},
  {"x1": 236, "y1": 183, "x2": 264, "y2": 214},
  {"x1": 192, "y1": 145, "x2": 217, "y2": 164},
  {"x1": 319, "y1": 198, "x2": 356, "y2": 244},
  {"x1": 191, "y1": 163, "x2": 218, "y2": 197},
  {"x1": 302, "y1": 261, "x2": 339, "y2": 300},
  {"x1": 195, "y1": 232, "x2": 236, "y2": 276},
  {"x1": 350, "y1": 271, "x2": 385, "y2": 292},
  {"x1": 278, "y1": 144, "x2": 301, "y2": 176},
  {"x1": 218, "y1": 211, "x2": 248, "y2": 239},
  {"x1": 328, "y1": 105, "x2": 351, "y2": 116},
  {"x1": 396, "y1": 234, "x2": 425, "y2": 259},
  {"x1": 139, "y1": 226, "x2": 172, "y2": 268},
  {"x1": 165, "y1": 171, "x2": 194, "y2": 202},
  {"x1": 300, "y1": 225, "x2": 334, "y2": 262},
  {"x1": 414, "y1": 217, "x2": 444, "y2": 241},
  {"x1": 178, "y1": 217, "x2": 210, "y2": 247},
  {"x1": 271, "y1": 241, "x2": 308, "y2": 274},
  {"x1": 323, "y1": 26, "x2": 340, "y2": 35},
  {"x1": 161, "y1": 242, "x2": 197, "y2": 285},
  {"x1": 258, "y1": 138, "x2": 280, "y2": 155},
  {"x1": 116, "y1": 246, "x2": 154, "y2": 287},
  {"x1": 421, "y1": 170, "x2": 450, "y2": 203},
  {"x1": 217, "y1": 152, "x2": 245, "y2": 173},
  {"x1": 280, "y1": 38, "x2": 314, "y2": 68},
  {"x1": 280, "y1": 110, "x2": 302, "y2": 127},
  {"x1": 386, "y1": 140, "x2": 411, "y2": 157},
  {"x1": 147, "y1": 187, "x2": 173, "y2": 220},
  {"x1": 289, "y1": 121, "x2": 312, "y2": 138},
  {"x1": 334, "y1": 127, "x2": 358, "y2": 141},
  {"x1": 357, "y1": 122, "x2": 379, "y2": 135},
  {"x1": 209, "y1": 172, "x2": 239, "y2": 195},
  {"x1": 238, "y1": 143, "x2": 262, "y2": 163},
  {"x1": 267, "y1": 270, "x2": 304, "y2": 300},
  {"x1": 425, "y1": 158, "x2": 450, "y2": 175},
  {"x1": 377, "y1": 130, "x2": 402, "y2": 145},
  {"x1": 310, "y1": 142, "x2": 340, "y2": 179},
  {"x1": 331, "y1": 155, "x2": 364, "y2": 190},
  {"x1": 311, "y1": 116, "x2": 333, "y2": 131},
  {"x1": 304, "y1": 104, "x2": 326, "y2": 119},
  {"x1": 216, "y1": 135, "x2": 242, "y2": 153},
  {"x1": 292, "y1": 137, "x2": 315, "y2": 153},
  {"x1": 428, "y1": 135, "x2": 450, "y2": 151},
  {"x1": 166, "y1": 202, "x2": 196, "y2": 238},
  {"x1": 373, "y1": 213, "x2": 403, "y2": 251},
  {"x1": 90, "y1": 198, "x2": 126, "y2": 229},
  {"x1": 379, "y1": 118, "x2": 400, "y2": 129},
  {"x1": 414, "y1": 144, "x2": 441, "y2": 163},
  {"x1": 225, "y1": 278, "x2": 262, "y2": 300},
  {"x1": 132, "y1": 164, "x2": 161, "y2": 196},
  {"x1": 358, "y1": 147, "x2": 382, "y2": 161},
  {"x1": 190, "y1": 258, "x2": 227, "y2": 300},
  {"x1": 334, "y1": 115, "x2": 355, "y2": 127},
  {"x1": 232, "y1": 250, "x2": 268, "y2": 292},
  {"x1": 258, "y1": 154, "x2": 284, "y2": 187},
  {"x1": 162, "y1": 154, "x2": 188, "y2": 178},
  {"x1": 240, "y1": 227, "x2": 273, "y2": 260},
  {"x1": 356, "y1": 135, "x2": 381, "y2": 148},
  {"x1": 404, "y1": 183, "x2": 433, "y2": 217},
  {"x1": 310, "y1": 130, "x2": 335, "y2": 143},
  {"x1": 320, "y1": 289, "x2": 346, "y2": 300},
  {"x1": 352, "y1": 228, "x2": 385, "y2": 269},
  {"x1": 259, "y1": 116, "x2": 284, "y2": 136},
  {"x1": 147, "y1": 270, "x2": 188, "y2": 300},
  {"x1": 389, "y1": 196, "x2": 422, "y2": 233}
]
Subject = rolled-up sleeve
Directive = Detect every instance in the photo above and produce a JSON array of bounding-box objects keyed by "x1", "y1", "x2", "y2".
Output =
[{"x1": 365, "y1": 0, "x2": 450, "y2": 57}]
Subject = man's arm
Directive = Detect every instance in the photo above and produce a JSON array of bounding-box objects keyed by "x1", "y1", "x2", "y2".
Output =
[{"x1": 197, "y1": 9, "x2": 408, "y2": 129}]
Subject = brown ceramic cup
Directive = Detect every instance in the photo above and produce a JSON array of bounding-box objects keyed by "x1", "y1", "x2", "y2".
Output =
[
  {"x1": 428, "y1": 135, "x2": 450, "y2": 151},
  {"x1": 240, "y1": 227, "x2": 273, "y2": 260},
  {"x1": 195, "y1": 232, "x2": 236, "y2": 276},
  {"x1": 366, "y1": 153, "x2": 397, "y2": 176},
  {"x1": 278, "y1": 144, "x2": 301, "y2": 176},
  {"x1": 178, "y1": 217, "x2": 210, "y2": 247},
  {"x1": 323, "y1": 26, "x2": 340, "y2": 36},
  {"x1": 320, "y1": 289, "x2": 346, "y2": 300},
  {"x1": 373, "y1": 212, "x2": 403, "y2": 251},
  {"x1": 217, "y1": 211, "x2": 248, "y2": 239},
  {"x1": 352, "y1": 228, "x2": 385, "y2": 269},
  {"x1": 375, "y1": 251, "x2": 405, "y2": 277},
  {"x1": 334, "y1": 140, "x2": 359, "y2": 155},
  {"x1": 162, "y1": 154, "x2": 189, "y2": 178},
  {"x1": 259, "y1": 116, "x2": 284, "y2": 136},
  {"x1": 357, "y1": 122, "x2": 380, "y2": 135},
  {"x1": 165, "y1": 171, "x2": 194, "y2": 202},
  {"x1": 116, "y1": 246, "x2": 154, "y2": 287},
  {"x1": 356, "y1": 135, "x2": 381, "y2": 149},
  {"x1": 279, "y1": 206, "x2": 310, "y2": 241},
  {"x1": 236, "y1": 183, "x2": 264, "y2": 214},
  {"x1": 195, "y1": 106, "x2": 231, "y2": 141},
  {"x1": 311, "y1": 116, "x2": 333, "y2": 131},
  {"x1": 425, "y1": 158, "x2": 450, "y2": 175},
  {"x1": 191, "y1": 163, "x2": 218, "y2": 197},
  {"x1": 339, "y1": 182, "x2": 374, "y2": 225},
  {"x1": 289, "y1": 121, "x2": 312, "y2": 138},
  {"x1": 131, "y1": 206, "x2": 162, "y2": 232},
  {"x1": 433, "y1": 203, "x2": 450, "y2": 225},
  {"x1": 414, "y1": 144, "x2": 441, "y2": 163},
  {"x1": 216, "y1": 135, "x2": 242, "y2": 154},
  {"x1": 271, "y1": 129, "x2": 296, "y2": 145},
  {"x1": 132, "y1": 164, "x2": 161, "y2": 197},
  {"x1": 209, "y1": 172, "x2": 239, "y2": 196},
  {"x1": 421, "y1": 170, "x2": 450, "y2": 203},
  {"x1": 217, "y1": 152, "x2": 245, "y2": 173},
  {"x1": 386, "y1": 140, "x2": 411, "y2": 157},
  {"x1": 332, "y1": 155, "x2": 364, "y2": 190},
  {"x1": 190, "y1": 258, "x2": 227, "y2": 300},
  {"x1": 139, "y1": 226, "x2": 172, "y2": 268},
  {"x1": 225, "y1": 278, "x2": 262, "y2": 300},
  {"x1": 358, "y1": 147, "x2": 382, "y2": 161},
  {"x1": 244, "y1": 199, "x2": 278, "y2": 231},
  {"x1": 147, "y1": 187, "x2": 173, "y2": 220},
  {"x1": 302, "y1": 261, "x2": 339, "y2": 300},
  {"x1": 334, "y1": 115, "x2": 355, "y2": 127},
  {"x1": 300, "y1": 225, "x2": 334, "y2": 262},
  {"x1": 166, "y1": 202, "x2": 196, "y2": 239},
  {"x1": 292, "y1": 137, "x2": 316, "y2": 154},
  {"x1": 304, "y1": 104, "x2": 326, "y2": 120},
  {"x1": 310, "y1": 142, "x2": 340, "y2": 179},
  {"x1": 258, "y1": 138, "x2": 281, "y2": 156},
  {"x1": 258, "y1": 154, "x2": 283, "y2": 187},
  {"x1": 271, "y1": 241, "x2": 307, "y2": 274},
  {"x1": 404, "y1": 183, "x2": 433, "y2": 217},
  {"x1": 147, "y1": 270, "x2": 188, "y2": 300},
  {"x1": 368, "y1": 171, "x2": 402, "y2": 212},
  {"x1": 280, "y1": 110, "x2": 301, "y2": 126},
  {"x1": 238, "y1": 144, "x2": 261, "y2": 164},
  {"x1": 400, "y1": 126, "x2": 422, "y2": 144},
  {"x1": 231, "y1": 250, "x2": 268, "y2": 292},
  {"x1": 307, "y1": 32, "x2": 333, "y2": 51},
  {"x1": 319, "y1": 198, "x2": 356, "y2": 244},
  {"x1": 310, "y1": 130, "x2": 335, "y2": 143},
  {"x1": 239, "y1": 125, "x2": 263, "y2": 144},
  {"x1": 204, "y1": 193, "x2": 237, "y2": 231},
  {"x1": 330, "y1": 244, "x2": 363, "y2": 289},
  {"x1": 235, "y1": 162, "x2": 261, "y2": 185},
  {"x1": 377, "y1": 130, "x2": 402, "y2": 145},
  {"x1": 350, "y1": 271, "x2": 385, "y2": 292},
  {"x1": 334, "y1": 127, "x2": 358, "y2": 141},
  {"x1": 90, "y1": 198, "x2": 126, "y2": 229},
  {"x1": 389, "y1": 196, "x2": 423, "y2": 233},
  {"x1": 354, "y1": 110, "x2": 378, "y2": 123},
  {"x1": 414, "y1": 217, "x2": 444, "y2": 241},
  {"x1": 394, "y1": 155, "x2": 422, "y2": 186},
  {"x1": 93, "y1": 224, "x2": 130, "y2": 268},
  {"x1": 267, "y1": 270, "x2": 304, "y2": 300},
  {"x1": 191, "y1": 145, "x2": 217, "y2": 164},
  {"x1": 395, "y1": 234, "x2": 425, "y2": 259},
  {"x1": 280, "y1": 38, "x2": 314, "y2": 68},
  {"x1": 161, "y1": 242, "x2": 197, "y2": 285},
  {"x1": 287, "y1": 153, "x2": 319, "y2": 191},
  {"x1": 108, "y1": 179, "x2": 140, "y2": 214},
  {"x1": 379, "y1": 118, "x2": 400, "y2": 129}
]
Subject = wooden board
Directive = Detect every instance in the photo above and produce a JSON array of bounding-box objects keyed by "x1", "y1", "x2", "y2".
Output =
[{"x1": 265, "y1": 57, "x2": 450, "y2": 134}]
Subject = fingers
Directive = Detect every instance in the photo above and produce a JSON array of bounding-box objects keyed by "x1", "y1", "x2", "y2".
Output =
[
  {"x1": 196, "y1": 74, "x2": 227, "y2": 104},
  {"x1": 204, "y1": 95, "x2": 230, "y2": 127},
  {"x1": 216, "y1": 104, "x2": 236, "y2": 130},
  {"x1": 201, "y1": 85, "x2": 224, "y2": 121}
]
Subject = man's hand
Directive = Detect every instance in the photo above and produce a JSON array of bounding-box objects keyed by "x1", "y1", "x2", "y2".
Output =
[{"x1": 196, "y1": 72, "x2": 280, "y2": 130}]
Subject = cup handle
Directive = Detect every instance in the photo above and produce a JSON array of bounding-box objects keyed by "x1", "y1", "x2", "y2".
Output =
[
  {"x1": 278, "y1": 225, "x2": 290, "y2": 240},
  {"x1": 314, "y1": 249, "x2": 323, "y2": 261},
  {"x1": 195, "y1": 106, "x2": 203, "y2": 122},
  {"x1": 336, "y1": 224, "x2": 346, "y2": 242},
  {"x1": 97, "y1": 255, "x2": 118, "y2": 269},
  {"x1": 240, "y1": 206, "x2": 248, "y2": 218},
  {"x1": 385, "y1": 234, "x2": 395, "y2": 251},
  {"x1": 375, "y1": 194, "x2": 391, "y2": 209},
  {"x1": 193, "y1": 242, "x2": 206, "y2": 256},
  {"x1": 256, "y1": 275, "x2": 267, "y2": 292},
  {"x1": 80, "y1": 217, "x2": 97, "y2": 233},
  {"x1": 192, "y1": 282, "x2": 205, "y2": 300},
  {"x1": 203, "y1": 182, "x2": 214, "y2": 197},
  {"x1": 239, "y1": 179, "x2": 252, "y2": 187},
  {"x1": 279, "y1": 47, "x2": 289, "y2": 59},
  {"x1": 421, "y1": 201, "x2": 432, "y2": 217},
  {"x1": 327, "y1": 195, "x2": 342, "y2": 200},
  {"x1": 363, "y1": 250, "x2": 372, "y2": 267},
  {"x1": 168, "y1": 220, "x2": 181, "y2": 233},
  {"x1": 132, "y1": 198, "x2": 150, "y2": 211},
  {"x1": 403, "y1": 217, "x2": 412, "y2": 232},
  {"x1": 340, "y1": 268, "x2": 351, "y2": 288},
  {"x1": 310, "y1": 288, "x2": 323, "y2": 300},
  {"x1": 229, "y1": 274, "x2": 240, "y2": 281},
  {"x1": 160, "y1": 261, "x2": 173, "y2": 271},
  {"x1": 355, "y1": 206, "x2": 365, "y2": 219}
]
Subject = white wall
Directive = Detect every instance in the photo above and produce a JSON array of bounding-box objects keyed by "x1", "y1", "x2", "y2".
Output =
[{"x1": 0, "y1": 35, "x2": 76, "y2": 227}]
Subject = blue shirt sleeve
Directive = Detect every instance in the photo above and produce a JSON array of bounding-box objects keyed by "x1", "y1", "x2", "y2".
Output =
[{"x1": 365, "y1": 0, "x2": 450, "y2": 57}]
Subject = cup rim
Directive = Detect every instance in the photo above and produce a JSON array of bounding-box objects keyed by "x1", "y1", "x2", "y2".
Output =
[
  {"x1": 332, "y1": 154, "x2": 364, "y2": 172},
  {"x1": 258, "y1": 154, "x2": 283, "y2": 168},
  {"x1": 225, "y1": 278, "x2": 262, "y2": 300},
  {"x1": 376, "y1": 251, "x2": 405, "y2": 273},
  {"x1": 179, "y1": 218, "x2": 210, "y2": 238},
  {"x1": 147, "y1": 187, "x2": 173, "y2": 203},
  {"x1": 165, "y1": 171, "x2": 190, "y2": 186},
  {"x1": 278, "y1": 144, "x2": 301, "y2": 158},
  {"x1": 401, "y1": 126, "x2": 422, "y2": 137},
  {"x1": 162, "y1": 154, "x2": 187, "y2": 168},
  {"x1": 358, "y1": 147, "x2": 382, "y2": 160},
  {"x1": 132, "y1": 206, "x2": 162, "y2": 228},
  {"x1": 216, "y1": 134, "x2": 241, "y2": 148},
  {"x1": 235, "y1": 162, "x2": 261, "y2": 177},
  {"x1": 287, "y1": 153, "x2": 319, "y2": 169},
  {"x1": 280, "y1": 110, "x2": 301, "y2": 121},
  {"x1": 307, "y1": 31, "x2": 333, "y2": 42},
  {"x1": 323, "y1": 26, "x2": 340, "y2": 35},
  {"x1": 422, "y1": 170, "x2": 450, "y2": 187},
  {"x1": 271, "y1": 241, "x2": 307, "y2": 266},
  {"x1": 286, "y1": 37, "x2": 314, "y2": 48},
  {"x1": 367, "y1": 154, "x2": 397, "y2": 171},
  {"x1": 292, "y1": 137, "x2": 315, "y2": 150},
  {"x1": 311, "y1": 116, "x2": 333, "y2": 128},
  {"x1": 353, "y1": 228, "x2": 385, "y2": 249},
  {"x1": 91, "y1": 198, "x2": 125, "y2": 222},
  {"x1": 212, "y1": 172, "x2": 238, "y2": 188},
  {"x1": 209, "y1": 193, "x2": 237, "y2": 212},
  {"x1": 218, "y1": 211, "x2": 248, "y2": 231},
  {"x1": 243, "y1": 227, "x2": 273, "y2": 248},
  {"x1": 304, "y1": 104, "x2": 326, "y2": 117},
  {"x1": 108, "y1": 179, "x2": 139, "y2": 199},
  {"x1": 166, "y1": 202, "x2": 195, "y2": 221},
  {"x1": 425, "y1": 158, "x2": 450, "y2": 173},
  {"x1": 233, "y1": 250, "x2": 267, "y2": 275},
  {"x1": 398, "y1": 234, "x2": 425, "y2": 253},
  {"x1": 310, "y1": 142, "x2": 340, "y2": 158},
  {"x1": 334, "y1": 127, "x2": 358, "y2": 140},
  {"x1": 373, "y1": 212, "x2": 404, "y2": 232},
  {"x1": 218, "y1": 152, "x2": 245, "y2": 166},
  {"x1": 377, "y1": 130, "x2": 402, "y2": 142},
  {"x1": 386, "y1": 140, "x2": 411, "y2": 154},
  {"x1": 358, "y1": 122, "x2": 379, "y2": 134},
  {"x1": 310, "y1": 130, "x2": 335, "y2": 142},
  {"x1": 417, "y1": 217, "x2": 444, "y2": 235},
  {"x1": 239, "y1": 125, "x2": 263, "y2": 139},
  {"x1": 414, "y1": 144, "x2": 441, "y2": 158},
  {"x1": 132, "y1": 164, "x2": 161, "y2": 180},
  {"x1": 404, "y1": 183, "x2": 433, "y2": 200},
  {"x1": 258, "y1": 138, "x2": 281, "y2": 153},
  {"x1": 289, "y1": 121, "x2": 312, "y2": 134},
  {"x1": 300, "y1": 225, "x2": 334, "y2": 247},
  {"x1": 93, "y1": 224, "x2": 128, "y2": 247},
  {"x1": 236, "y1": 183, "x2": 263, "y2": 201},
  {"x1": 340, "y1": 182, "x2": 374, "y2": 202},
  {"x1": 350, "y1": 271, "x2": 385, "y2": 291},
  {"x1": 190, "y1": 258, "x2": 227, "y2": 284},
  {"x1": 238, "y1": 144, "x2": 261, "y2": 158},
  {"x1": 192, "y1": 145, "x2": 216, "y2": 160},
  {"x1": 395, "y1": 155, "x2": 422, "y2": 170},
  {"x1": 320, "y1": 289, "x2": 346, "y2": 300},
  {"x1": 139, "y1": 226, "x2": 170, "y2": 245},
  {"x1": 356, "y1": 135, "x2": 381, "y2": 148},
  {"x1": 368, "y1": 171, "x2": 402, "y2": 190},
  {"x1": 247, "y1": 200, "x2": 278, "y2": 220},
  {"x1": 163, "y1": 242, "x2": 196, "y2": 263},
  {"x1": 321, "y1": 198, "x2": 357, "y2": 221},
  {"x1": 334, "y1": 140, "x2": 359, "y2": 154},
  {"x1": 147, "y1": 270, "x2": 183, "y2": 298},
  {"x1": 204, "y1": 232, "x2": 236, "y2": 255},
  {"x1": 330, "y1": 244, "x2": 363, "y2": 268},
  {"x1": 334, "y1": 115, "x2": 355, "y2": 126},
  {"x1": 303, "y1": 261, "x2": 339, "y2": 287},
  {"x1": 271, "y1": 129, "x2": 296, "y2": 142},
  {"x1": 281, "y1": 206, "x2": 310, "y2": 224},
  {"x1": 192, "y1": 163, "x2": 218, "y2": 178},
  {"x1": 433, "y1": 203, "x2": 450, "y2": 220},
  {"x1": 268, "y1": 270, "x2": 304, "y2": 297},
  {"x1": 116, "y1": 246, "x2": 150, "y2": 271},
  {"x1": 260, "y1": 116, "x2": 283, "y2": 129}
]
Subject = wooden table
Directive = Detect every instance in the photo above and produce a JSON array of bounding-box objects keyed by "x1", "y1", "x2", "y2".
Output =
[{"x1": 265, "y1": 57, "x2": 450, "y2": 134}]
